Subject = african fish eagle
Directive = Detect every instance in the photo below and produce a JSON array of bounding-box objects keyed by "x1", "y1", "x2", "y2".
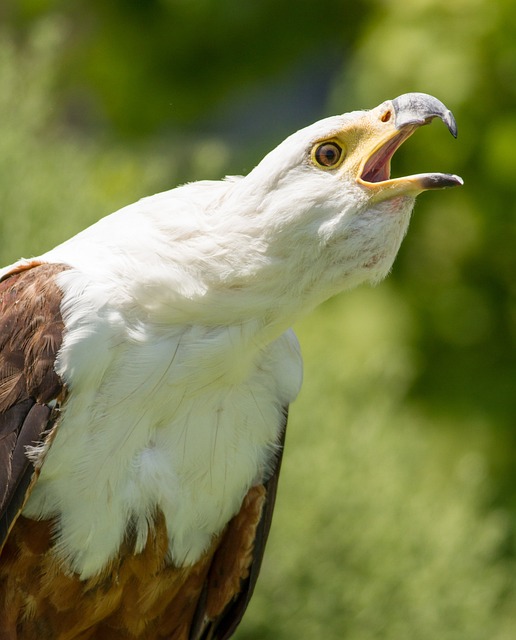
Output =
[{"x1": 0, "y1": 93, "x2": 462, "y2": 639}]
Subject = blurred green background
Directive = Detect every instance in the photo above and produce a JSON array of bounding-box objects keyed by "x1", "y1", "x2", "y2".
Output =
[{"x1": 1, "y1": 0, "x2": 516, "y2": 637}]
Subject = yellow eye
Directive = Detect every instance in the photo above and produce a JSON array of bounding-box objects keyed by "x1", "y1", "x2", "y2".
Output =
[{"x1": 312, "y1": 141, "x2": 344, "y2": 169}]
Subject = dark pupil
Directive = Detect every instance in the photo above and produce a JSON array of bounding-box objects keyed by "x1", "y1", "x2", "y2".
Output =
[{"x1": 316, "y1": 143, "x2": 341, "y2": 167}]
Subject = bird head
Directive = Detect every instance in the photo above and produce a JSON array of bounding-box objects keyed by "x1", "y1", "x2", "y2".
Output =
[{"x1": 222, "y1": 92, "x2": 462, "y2": 313}]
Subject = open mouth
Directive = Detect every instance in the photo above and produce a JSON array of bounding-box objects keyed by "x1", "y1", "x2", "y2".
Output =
[
  {"x1": 360, "y1": 130, "x2": 413, "y2": 184},
  {"x1": 359, "y1": 128, "x2": 463, "y2": 190}
]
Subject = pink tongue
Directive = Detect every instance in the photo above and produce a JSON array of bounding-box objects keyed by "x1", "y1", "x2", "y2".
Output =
[
  {"x1": 361, "y1": 131, "x2": 410, "y2": 183},
  {"x1": 361, "y1": 147, "x2": 392, "y2": 182}
]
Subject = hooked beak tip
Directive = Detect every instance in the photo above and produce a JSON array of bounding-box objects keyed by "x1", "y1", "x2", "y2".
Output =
[{"x1": 392, "y1": 92, "x2": 458, "y2": 138}]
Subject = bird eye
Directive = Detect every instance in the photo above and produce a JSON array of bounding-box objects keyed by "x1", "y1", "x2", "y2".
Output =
[{"x1": 312, "y1": 141, "x2": 344, "y2": 169}]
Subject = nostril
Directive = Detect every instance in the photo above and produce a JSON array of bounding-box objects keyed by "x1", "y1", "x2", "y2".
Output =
[{"x1": 380, "y1": 110, "x2": 392, "y2": 123}]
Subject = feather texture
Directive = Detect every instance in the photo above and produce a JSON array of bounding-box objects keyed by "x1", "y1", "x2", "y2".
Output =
[
  {"x1": 0, "y1": 456, "x2": 284, "y2": 639},
  {"x1": 0, "y1": 263, "x2": 67, "y2": 550},
  {"x1": 0, "y1": 261, "x2": 288, "y2": 637}
]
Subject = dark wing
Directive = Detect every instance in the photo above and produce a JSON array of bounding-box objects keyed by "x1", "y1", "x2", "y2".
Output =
[
  {"x1": 0, "y1": 262, "x2": 68, "y2": 551},
  {"x1": 191, "y1": 406, "x2": 289, "y2": 640}
]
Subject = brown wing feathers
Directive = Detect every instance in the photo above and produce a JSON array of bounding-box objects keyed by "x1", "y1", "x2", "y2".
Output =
[
  {"x1": 0, "y1": 262, "x2": 67, "y2": 548},
  {"x1": 0, "y1": 474, "x2": 284, "y2": 639}
]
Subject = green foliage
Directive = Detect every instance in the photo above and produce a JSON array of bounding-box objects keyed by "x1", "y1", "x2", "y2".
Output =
[
  {"x1": 0, "y1": 22, "x2": 169, "y2": 265},
  {"x1": 240, "y1": 288, "x2": 516, "y2": 639},
  {"x1": 1, "y1": 4, "x2": 515, "y2": 638},
  {"x1": 2, "y1": 0, "x2": 369, "y2": 136}
]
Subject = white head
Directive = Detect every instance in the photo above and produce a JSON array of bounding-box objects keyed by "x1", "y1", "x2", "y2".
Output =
[{"x1": 203, "y1": 93, "x2": 462, "y2": 320}]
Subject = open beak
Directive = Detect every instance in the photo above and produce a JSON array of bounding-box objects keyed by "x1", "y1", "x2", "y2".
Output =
[{"x1": 357, "y1": 93, "x2": 463, "y2": 197}]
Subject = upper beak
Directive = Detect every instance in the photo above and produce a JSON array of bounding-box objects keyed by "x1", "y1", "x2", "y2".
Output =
[
  {"x1": 392, "y1": 92, "x2": 458, "y2": 137},
  {"x1": 357, "y1": 92, "x2": 463, "y2": 197}
]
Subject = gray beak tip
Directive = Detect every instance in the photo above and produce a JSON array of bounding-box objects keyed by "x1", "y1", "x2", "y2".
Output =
[
  {"x1": 392, "y1": 92, "x2": 458, "y2": 138},
  {"x1": 444, "y1": 110, "x2": 458, "y2": 138}
]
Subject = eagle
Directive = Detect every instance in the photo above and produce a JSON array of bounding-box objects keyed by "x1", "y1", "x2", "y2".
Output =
[{"x1": 0, "y1": 93, "x2": 461, "y2": 639}]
